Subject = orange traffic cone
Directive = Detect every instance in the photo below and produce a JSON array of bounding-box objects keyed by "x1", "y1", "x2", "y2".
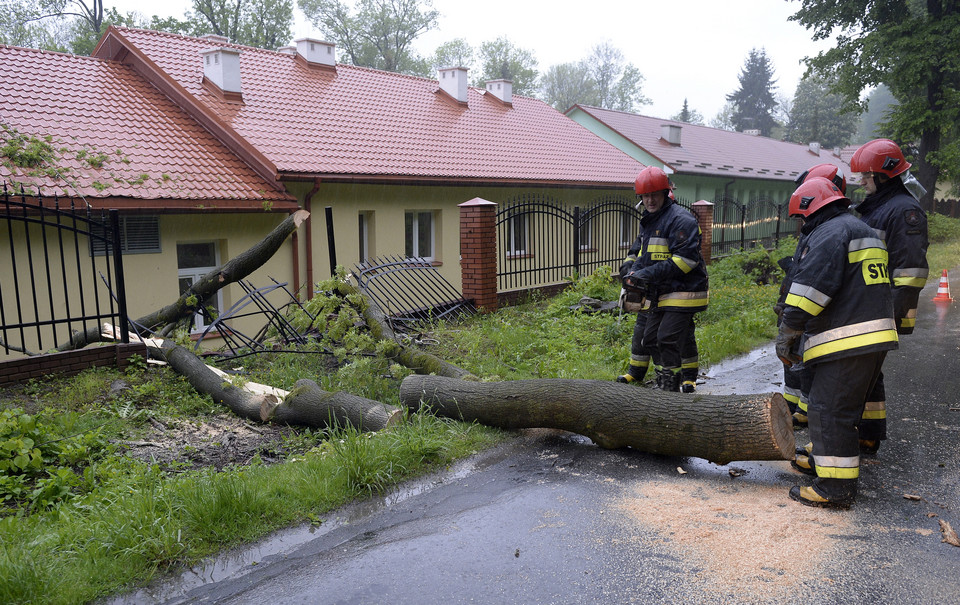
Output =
[{"x1": 932, "y1": 269, "x2": 954, "y2": 303}]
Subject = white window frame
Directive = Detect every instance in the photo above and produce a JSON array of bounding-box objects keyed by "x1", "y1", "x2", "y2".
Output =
[
  {"x1": 506, "y1": 212, "x2": 527, "y2": 256},
  {"x1": 405, "y1": 210, "x2": 435, "y2": 262},
  {"x1": 359, "y1": 212, "x2": 371, "y2": 263},
  {"x1": 177, "y1": 242, "x2": 223, "y2": 333},
  {"x1": 619, "y1": 212, "x2": 636, "y2": 248}
]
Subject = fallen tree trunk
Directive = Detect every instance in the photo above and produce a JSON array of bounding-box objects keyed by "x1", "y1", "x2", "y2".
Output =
[
  {"x1": 58, "y1": 210, "x2": 310, "y2": 352},
  {"x1": 400, "y1": 376, "x2": 794, "y2": 465},
  {"x1": 154, "y1": 338, "x2": 402, "y2": 432}
]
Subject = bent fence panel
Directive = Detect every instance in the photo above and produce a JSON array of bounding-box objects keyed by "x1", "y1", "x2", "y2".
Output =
[{"x1": 1, "y1": 184, "x2": 129, "y2": 360}]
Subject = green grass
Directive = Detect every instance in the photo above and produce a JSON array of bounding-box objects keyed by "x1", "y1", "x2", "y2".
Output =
[{"x1": 0, "y1": 220, "x2": 958, "y2": 604}]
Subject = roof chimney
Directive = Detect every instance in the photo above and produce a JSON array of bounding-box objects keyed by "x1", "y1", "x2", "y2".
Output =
[
  {"x1": 485, "y1": 79, "x2": 512, "y2": 105},
  {"x1": 743, "y1": 129, "x2": 761, "y2": 136},
  {"x1": 277, "y1": 45, "x2": 297, "y2": 55},
  {"x1": 808, "y1": 142, "x2": 821, "y2": 155},
  {"x1": 295, "y1": 38, "x2": 336, "y2": 70},
  {"x1": 200, "y1": 47, "x2": 242, "y2": 100},
  {"x1": 438, "y1": 67, "x2": 468, "y2": 104},
  {"x1": 660, "y1": 124, "x2": 682, "y2": 145}
]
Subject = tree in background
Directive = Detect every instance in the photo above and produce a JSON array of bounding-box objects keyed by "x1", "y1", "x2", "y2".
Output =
[
  {"x1": 187, "y1": 0, "x2": 293, "y2": 50},
  {"x1": 791, "y1": 0, "x2": 960, "y2": 208},
  {"x1": 709, "y1": 102, "x2": 736, "y2": 131},
  {"x1": 431, "y1": 38, "x2": 474, "y2": 72},
  {"x1": 475, "y1": 36, "x2": 538, "y2": 96},
  {"x1": 784, "y1": 73, "x2": 859, "y2": 149},
  {"x1": 0, "y1": 0, "x2": 70, "y2": 49},
  {"x1": 540, "y1": 62, "x2": 599, "y2": 112},
  {"x1": 671, "y1": 99, "x2": 704, "y2": 125},
  {"x1": 299, "y1": 0, "x2": 436, "y2": 74},
  {"x1": 587, "y1": 42, "x2": 649, "y2": 112},
  {"x1": 726, "y1": 48, "x2": 779, "y2": 136},
  {"x1": 855, "y1": 85, "x2": 898, "y2": 143}
]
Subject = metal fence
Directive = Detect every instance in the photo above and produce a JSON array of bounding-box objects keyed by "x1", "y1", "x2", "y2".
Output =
[
  {"x1": 496, "y1": 194, "x2": 796, "y2": 294},
  {"x1": 1, "y1": 183, "x2": 129, "y2": 358},
  {"x1": 496, "y1": 193, "x2": 642, "y2": 292}
]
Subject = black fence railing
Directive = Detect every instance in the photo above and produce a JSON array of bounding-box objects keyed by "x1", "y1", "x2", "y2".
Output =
[
  {"x1": 495, "y1": 194, "x2": 798, "y2": 293},
  {"x1": 1, "y1": 183, "x2": 129, "y2": 357},
  {"x1": 496, "y1": 193, "x2": 642, "y2": 292}
]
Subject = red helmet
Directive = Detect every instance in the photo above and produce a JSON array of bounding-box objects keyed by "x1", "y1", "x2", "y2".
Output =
[
  {"x1": 795, "y1": 163, "x2": 846, "y2": 194},
  {"x1": 789, "y1": 176, "x2": 849, "y2": 218},
  {"x1": 634, "y1": 167, "x2": 671, "y2": 196},
  {"x1": 850, "y1": 138, "x2": 911, "y2": 178}
]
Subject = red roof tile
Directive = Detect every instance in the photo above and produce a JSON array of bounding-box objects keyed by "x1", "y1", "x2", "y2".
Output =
[
  {"x1": 570, "y1": 105, "x2": 852, "y2": 183},
  {"x1": 0, "y1": 44, "x2": 295, "y2": 206},
  {"x1": 98, "y1": 28, "x2": 643, "y2": 187}
]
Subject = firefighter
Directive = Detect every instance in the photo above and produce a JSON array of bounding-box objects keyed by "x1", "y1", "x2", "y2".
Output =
[
  {"x1": 778, "y1": 163, "x2": 849, "y2": 426},
  {"x1": 848, "y1": 138, "x2": 929, "y2": 456},
  {"x1": 616, "y1": 167, "x2": 708, "y2": 392},
  {"x1": 778, "y1": 177, "x2": 898, "y2": 508}
]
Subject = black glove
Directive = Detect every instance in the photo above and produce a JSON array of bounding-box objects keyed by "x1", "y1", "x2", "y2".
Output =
[
  {"x1": 775, "y1": 323, "x2": 803, "y2": 367},
  {"x1": 623, "y1": 273, "x2": 647, "y2": 294},
  {"x1": 619, "y1": 260, "x2": 633, "y2": 281},
  {"x1": 773, "y1": 302, "x2": 785, "y2": 319}
]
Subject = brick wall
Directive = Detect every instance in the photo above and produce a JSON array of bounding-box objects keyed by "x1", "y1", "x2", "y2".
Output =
[
  {"x1": 0, "y1": 343, "x2": 148, "y2": 385},
  {"x1": 692, "y1": 201, "x2": 714, "y2": 265}
]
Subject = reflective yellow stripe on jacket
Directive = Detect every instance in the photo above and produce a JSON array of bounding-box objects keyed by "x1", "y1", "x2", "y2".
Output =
[
  {"x1": 892, "y1": 267, "x2": 928, "y2": 288},
  {"x1": 658, "y1": 291, "x2": 709, "y2": 309},
  {"x1": 646, "y1": 237, "x2": 670, "y2": 261},
  {"x1": 802, "y1": 318, "x2": 898, "y2": 363}
]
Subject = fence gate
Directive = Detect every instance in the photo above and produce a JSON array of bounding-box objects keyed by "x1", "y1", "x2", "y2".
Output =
[
  {"x1": 1, "y1": 184, "x2": 129, "y2": 360},
  {"x1": 496, "y1": 194, "x2": 641, "y2": 293}
]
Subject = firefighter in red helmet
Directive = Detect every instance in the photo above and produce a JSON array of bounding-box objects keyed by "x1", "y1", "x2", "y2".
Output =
[
  {"x1": 779, "y1": 177, "x2": 898, "y2": 508},
  {"x1": 846, "y1": 138, "x2": 929, "y2": 456},
  {"x1": 776, "y1": 164, "x2": 848, "y2": 427},
  {"x1": 616, "y1": 167, "x2": 708, "y2": 392}
]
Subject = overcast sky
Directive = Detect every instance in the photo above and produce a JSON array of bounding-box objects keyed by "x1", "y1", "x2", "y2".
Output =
[{"x1": 107, "y1": 0, "x2": 835, "y2": 121}]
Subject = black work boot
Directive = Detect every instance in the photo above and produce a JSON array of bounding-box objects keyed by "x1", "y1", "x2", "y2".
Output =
[{"x1": 661, "y1": 370, "x2": 681, "y2": 392}]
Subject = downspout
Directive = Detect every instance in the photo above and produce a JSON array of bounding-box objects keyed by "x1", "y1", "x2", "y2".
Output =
[
  {"x1": 722, "y1": 179, "x2": 735, "y2": 201},
  {"x1": 303, "y1": 178, "x2": 321, "y2": 300}
]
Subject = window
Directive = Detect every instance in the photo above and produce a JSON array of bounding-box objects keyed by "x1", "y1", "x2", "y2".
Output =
[
  {"x1": 578, "y1": 219, "x2": 593, "y2": 250},
  {"x1": 620, "y1": 211, "x2": 637, "y2": 247},
  {"x1": 405, "y1": 211, "x2": 434, "y2": 261},
  {"x1": 90, "y1": 215, "x2": 161, "y2": 256},
  {"x1": 359, "y1": 212, "x2": 373, "y2": 263},
  {"x1": 177, "y1": 242, "x2": 222, "y2": 332},
  {"x1": 506, "y1": 212, "x2": 527, "y2": 256}
]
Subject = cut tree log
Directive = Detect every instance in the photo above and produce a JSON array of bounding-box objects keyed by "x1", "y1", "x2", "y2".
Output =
[
  {"x1": 400, "y1": 375, "x2": 795, "y2": 465},
  {"x1": 58, "y1": 209, "x2": 310, "y2": 352},
  {"x1": 150, "y1": 336, "x2": 402, "y2": 432}
]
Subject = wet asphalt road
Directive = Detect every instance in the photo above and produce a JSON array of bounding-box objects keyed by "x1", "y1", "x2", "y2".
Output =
[{"x1": 114, "y1": 281, "x2": 960, "y2": 605}]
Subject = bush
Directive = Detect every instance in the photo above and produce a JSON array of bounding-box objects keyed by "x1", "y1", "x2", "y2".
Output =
[{"x1": 927, "y1": 212, "x2": 960, "y2": 243}]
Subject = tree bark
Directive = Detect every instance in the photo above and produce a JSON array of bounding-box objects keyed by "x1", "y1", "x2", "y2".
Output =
[
  {"x1": 155, "y1": 338, "x2": 402, "y2": 432},
  {"x1": 58, "y1": 210, "x2": 310, "y2": 352},
  {"x1": 400, "y1": 375, "x2": 795, "y2": 465}
]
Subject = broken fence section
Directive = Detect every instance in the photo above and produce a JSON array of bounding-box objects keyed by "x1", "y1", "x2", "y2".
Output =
[{"x1": 351, "y1": 255, "x2": 477, "y2": 332}]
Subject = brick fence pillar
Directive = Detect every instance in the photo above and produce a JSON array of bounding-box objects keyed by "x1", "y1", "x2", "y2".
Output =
[
  {"x1": 459, "y1": 198, "x2": 498, "y2": 313},
  {"x1": 692, "y1": 200, "x2": 714, "y2": 265}
]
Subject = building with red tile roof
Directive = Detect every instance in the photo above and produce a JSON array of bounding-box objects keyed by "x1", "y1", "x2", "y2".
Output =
[
  {"x1": 566, "y1": 105, "x2": 853, "y2": 204},
  {"x1": 3, "y1": 28, "x2": 647, "y2": 341}
]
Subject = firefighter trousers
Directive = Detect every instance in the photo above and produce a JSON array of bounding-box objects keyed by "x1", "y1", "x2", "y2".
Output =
[
  {"x1": 807, "y1": 351, "x2": 886, "y2": 500},
  {"x1": 641, "y1": 309, "x2": 696, "y2": 373}
]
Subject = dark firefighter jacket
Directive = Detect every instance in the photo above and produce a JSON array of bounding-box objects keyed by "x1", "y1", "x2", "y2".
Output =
[
  {"x1": 781, "y1": 205, "x2": 899, "y2": 365},
  {"x1": 622, "y1": 199, "x2": 708, "y2": 313},
  {"x1": 855, "y1": 179, "x2": 929, "y2": 334}
]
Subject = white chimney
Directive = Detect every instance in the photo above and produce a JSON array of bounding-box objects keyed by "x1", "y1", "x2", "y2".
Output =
[
  {"x1": 438, "y1": 67, "x2": 468, "y2": 104},
  {"x1": 295, "y1": 38, "x2": 336, "y2": 68},
  {"x1": 277, "y1": 45, "x2": 297, "y2": 55},
  {"x1": 200, "y1": 47, "x2": 241, "y2": 95},
  {"x1": 485, "y1": 79, "x2": 512, "y2": 105},
  {"x1": 744, "y1": 129, "x2": 761, "y2": 136},
  {"x1": 660, "y1": 124, "x2": 682, "y2": 145},
  {"x1": 808, "y1": 142, "x2": 821, "y2": 154}
]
